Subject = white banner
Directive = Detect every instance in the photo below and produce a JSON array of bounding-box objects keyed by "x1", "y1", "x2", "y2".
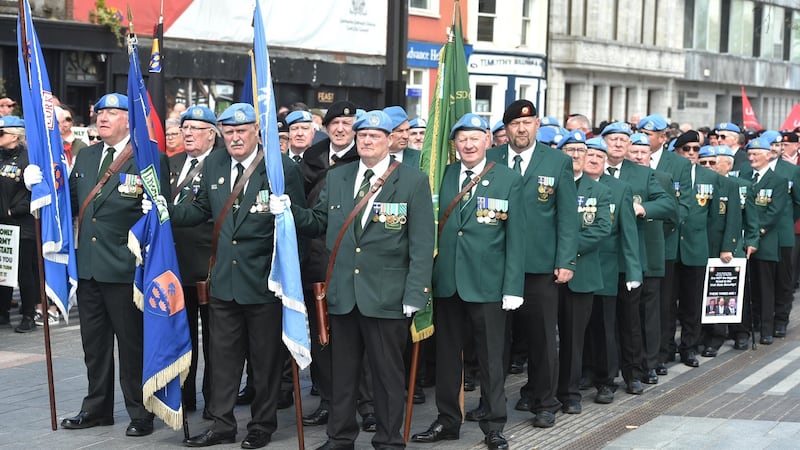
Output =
[
  {"x1": 0, "y1": 224, "x2": 20, "y2": 288},
  {"x1": 166, "y1": 0, "x2": 388, "y2": 56}
]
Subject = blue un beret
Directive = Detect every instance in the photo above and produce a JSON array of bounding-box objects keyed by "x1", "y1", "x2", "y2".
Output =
[
  {"x1": 537, "y1": 126, "x2": 566, "y2": 146},
  {"x1": 759, "y1": 130, "x2": 781, "y2": 144},
  {"x1": 285, "y1": 110, "x2": 313, "y2": 126},
  {"x1": 715, "y1": 122, "x2": 741, "y2": 133},
  {"x1": 0, "y1": 115, "x2": 25, "y2": 128},
  {"x1": 94, "y1": 93, "x2": 128, "y2": 111},
  {"x1": 217, "y1": 103, "x2": 256, "y2": 125},
  {"x1": 746, "y1": 138, "x2": 771, "y2": 151},
  {"x1": 450, "y1": 113, "x2": 488, "y2": 139},
  {"x1": 491, "y1": 121, "x2": 505, "y2": 134},
  {"x1": 540, "y1": 116, "x2": 560, "y2": 127},
  {"x1": 698, "y1": 145, "x2": 717, "y2": 159},
  {"x1": 181, "y1": 105, "x2": 217, "y2": 125},
  {"x1": 557, "y1": 130, "x2": 586, "y2": 149},
  {"x1": 630, "y1": 133, "x2": 650, "y2": 146},
  {"x1": 667, "y1": 138, "x2": 677, "y2": 152},
  {"x1": 716, "y1": 145, "x2": 734, "y2": 157},
  {"x1": 353, "y1": 110, "x2": 393, "y2": 134},
  {"x1": 383, "y1": 106, "x2": 409, "y2": 130},
  {"x1": 638, "y1": 114, "x2": 668, "y2": 132},
  {"x1": 409, "y1": 118, "x2": 427, "y2": 129},
  {"x1": 601, "y1": 121, "x2": 632, "y2": 137},
  {"x1": 586, "y1": 137, "x2": 608, "y2": 152}
]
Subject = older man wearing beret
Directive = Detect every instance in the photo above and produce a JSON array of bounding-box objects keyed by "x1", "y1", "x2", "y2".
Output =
[{"x1": 384, "y1": 105, "x2": 421, "y2": 170}]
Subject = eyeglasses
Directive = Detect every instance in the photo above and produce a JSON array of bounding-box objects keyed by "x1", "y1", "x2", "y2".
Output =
[
  {"x1": 88, "y1": 135, "x2": 101, "y2": 141},
  {"x1": 562, "y1": 147, "x2": 587, "y2": 154},
  {"x1": 165, "y1": 132, "x2": 182, "y2": 138},
  {"x1": 682, "y1": 145, "x2": 701, "y2": 152},
  {"x1": 698, "y1": 159, "x2": 717, "y2": 166},
  {"x1": 180, "y1": 125, "x2": 212, "y2": 133}
]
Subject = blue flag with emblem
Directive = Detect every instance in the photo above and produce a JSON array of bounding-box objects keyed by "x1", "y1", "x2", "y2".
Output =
[
  {"x1": 16, "y1": 0, "x2": 77, "y2": 322},
  {"x1": 125, "y1": 28, "x2": 192, "y2": 430},
  {"x1": 254, "y1": 0, "x2": 311, "y2": 369}
]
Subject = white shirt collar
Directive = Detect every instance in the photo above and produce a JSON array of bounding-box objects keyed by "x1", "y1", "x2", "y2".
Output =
[
  {"x1": 330, "y1": 140, "x2": 355, "y2": 160},
  {"x1": 357, "y1": 155, "x2": 391, "y2": 183},
  {"x1": 461, "y1": 159, "x2": 486, "y2": 178},
  {"x1": 103, "y1": 135, "x2": 130, "y2": 155},
  {"x1": 769, "y1": 158, "x2": 778, "y2": 171},
  {"x1": 650, "y1": 148, "x2": 663, "y2": 168},
  {"x1": 231, "y1": 147, "x2": 259, "y2": 170}
]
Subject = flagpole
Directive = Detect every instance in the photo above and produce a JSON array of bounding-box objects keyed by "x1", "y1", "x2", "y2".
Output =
[{"x1": 19, "y1": 0, "x2": 59, "y2": 431}]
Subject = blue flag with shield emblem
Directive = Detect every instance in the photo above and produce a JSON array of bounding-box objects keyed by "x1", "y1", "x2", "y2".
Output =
[
  {"x1": 16, "y1": 0, "x2": 77, "y2": 322},
  {"x1": 254, "y1": 0, "x2": 311, "y2": 369},
  {"x1": 125, "y1": 29, "x2": 192, "y2": 430}
]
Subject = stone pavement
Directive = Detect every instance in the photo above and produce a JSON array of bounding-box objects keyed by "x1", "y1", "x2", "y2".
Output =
[{"x1": 1, "y1": 300, "x2": 799, "y2": 449}]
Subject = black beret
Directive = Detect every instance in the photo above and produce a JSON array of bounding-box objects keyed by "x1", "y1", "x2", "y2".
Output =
[
  {"x1": 322, "y1": 100, "x2": 358, "y2": 126},
  {"x1": 673, "y1": 130, "x2": 701, "y2": 149},
  {"x1": 781, "y1": 131, "x2": 799, "y2": 143},
  {"x1": 277, "y1": 119, "x2": 288, "y2": 133},
  {"x1": 503, "y1": 99, "x2": 538, "y2": 125}
]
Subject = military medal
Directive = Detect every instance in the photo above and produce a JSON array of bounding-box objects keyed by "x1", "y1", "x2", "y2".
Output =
[
  {"x1": 673, "y1": 181, "x2": 681, "y2": 198},
  {"x1": 696, "y1": 184, "x2": 713, "y2": 207},
  {"x1": 719, "y1": 196, "x2": 727, "y2": 215},
  {"x1": 537, "y1": 176, "x2": 554, "y2": 202},
  {"x1": 739, "y1": 186, "x2": 747, "y2": 209},
  {"x1": 755, "y1": 189, "x2": 773, "y2": 206},
  {"x1": 789, "y1": 180, "x2": 794, "y2": 194},
  {"x1": 582, "y1": 197, "x2": 597, "y2": 225},
  {"x1": 610, "y1": 203, "x2": 616, "y2": 223},
  {"x1": 729, "y1": 170, "x2": 740, "y2": 178},
  {"x1": 1, "y1": 163, "x2": 19, "y2": 181},
  {"x1": 118, "y1": 173, "x2": 142, "y2": 198},
  {"x1": 252, "y1": 189, "x2": 270, "y2": 213}
]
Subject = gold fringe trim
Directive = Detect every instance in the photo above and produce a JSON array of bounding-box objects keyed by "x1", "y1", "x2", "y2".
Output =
[
  {"x1": 410, "y1": 324, "x2": 434, "y2": 343},
  {"x1": 142, "y1": 351, "x2": 192, "y2": 430},
  {"x1": 127, "y1": 230, "x2": 145, "y2": 311}
]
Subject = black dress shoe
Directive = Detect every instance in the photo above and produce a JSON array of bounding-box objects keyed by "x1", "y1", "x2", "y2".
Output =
[
  {"x1": 626, "y1": 379, "x2": 644, "y2": 395},
  {"x1": 508, "y1": 361, "x2": 524, "y2": 374},
  {"x1": 760, "y1": 335, "x2": 774, "y2": 345},
  {"x1": 413, "y1": 386, "x2": 426, "y2": 404},
  {"x1": 561, "y1": 400, "x2": 581, "y2": 414},
  {"x1": 184, "y1": 429, "x2": 236, "y2": 447},
  {"x1": 514, "y1": 396, "x2": 531, "y2": 411},
  {"x1": 277, "y1": 390, "x2": 294, "y2": 409},
  {"x1": 533, "y1": 410, "x2": 556, "y2": 428},
  {"x1": 734, "y1": 335, "x2": 750, "y2": 350},
  {"x1": 314, "y1": 442, "x2": 354, "y2": 450},
  {"x1": 701, "y1": 347, "x2": 718, "y2": 358},
  {"x1": 681, "y1": 351, "x2": 699, "y2": 368},
  {"x1": 361, "y1": 413, "x2": 377, "y2": 432},
  {"x1": 61, "y1": 411, "x2": 114, "y2": 429},
  {"x1": 655, "y1": 363, "x2": 668, "y2": 376},
  {"x1": 594, "y1": 385, "x2": 614, "y2": 404},
  {"x1": 484, "y1": 430, "x2": 509, "y2": 450},
  {"x1": 241, "y1": 430, "x2": 271, "y2": 449},
  {"x1": 644, "y1": 369, "x2": 658, "y2": 384},
  {"x1": 411, "y1": 421, "x2": 459, "y2": 443},
  {"x1": 302, "y1": 407, "x2": 329, "y2": 426},
  {"x1": 126, "y1": 418, "x2": 154, "y2": 437},
  {"x1": 465, "y1": 405, "x2": 487, "y2": 421},
  {"x1": 775, "y1": 323, "x2": 787, "y2": 338},
  {"x1": 237, "y1": 386, "x2": 255, "y2": 405}
]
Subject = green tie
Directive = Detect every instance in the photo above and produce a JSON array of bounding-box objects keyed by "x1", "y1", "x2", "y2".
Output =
[
  {"x1": 97, "y1": 147, "x2": 116, "y2": 183},
  {"x1": 354, "y1": 169, "x2": 374, "y2": 238},
  {"x1": 233, "y1": 163, "x2": 244, "y2": 219},
  {"x1": 177, "y1": 158, "x2": 199, "y2": 203},
  {"x1": 607, "y1": 167, "x2": 617, "y2": 177},
  {"x1": 292, "y1": 154, "x2": 302, "y2": 163},
  {"x1": 752, "y1": 172, "x2": 760, "y2": 184},
  {"x1": 461, "y1": 170, "x2": 474, "y2": 221},
  {"x1": 512, "y1": 155, "x2": 522, "y2": 174}
]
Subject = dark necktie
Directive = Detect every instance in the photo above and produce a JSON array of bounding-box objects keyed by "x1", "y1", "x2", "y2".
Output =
[
  {"x1": 607, "y1": 167, "x2": 617, "y2": 177},
  {"x1": 330, "y1": 154, "x2": 340, "y2": 167},
  {"x1": 97, "y1": 147, "x2": 116, "y2": 183},
  {"x1": 233, "y1": 163, "x2": 244, "y2": 219},
  {"x1": 177, "y1": 158, "x2": 199, "y2": 203},
  {"x1": 292, "y1": 154, "x2": 301, "y2": 163},
  {"x1": 512, "y1": 155, "x2": 522, "y2": 174},
  {"x1": 354, "y1": 169, "x2": 374, "y2": 238},
  {"x1": 752, "y1": 172, "x2": 760, "y2": 184},
  {"x1": 461, "y1": 170, "x2": 474, "y2": 221}
]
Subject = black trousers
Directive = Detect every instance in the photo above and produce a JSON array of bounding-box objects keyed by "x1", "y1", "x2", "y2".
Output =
[
  {"x1": 518, "y1": 273, "x2": 560, "y2": 413},
  {"x1": 659, "y1": 260, "x2": 678, "y2": 363},
  {"x1": 640, "y1": 277, "x2": 661, "y2": 370},
  {"x1": 584, "y1": 294, "x2": 618, "y2": 388},
  {"x1": 616, "y1": 275, "x2": 645, "y2": 382},
  {"x1": 557, "y1": 287, "x2": 593, "y2": 403},
  {"x1": 182, "y1": 283, "x2": 211, "y2": 409},
  {"x1": 207, "y1": 299, "x2": 282, "y2": 435},
  {"x1": 76, "y1": 279, "x2": 151, "y2": 421},
  {"x1": 674, "y1": 262, "x2": 704, "y2": 353},
  {"x1": 751, "y1": 258, "x2": 777, "y2": 336},
  {"x1": 304, "y1": 285, "x2": 333, "y2": 411},
  {"x1": 327, "y1": 308, "x2": 407, "y2": 449},
  {"x1": 434, "y1": 295, "x2": 507, "y2": 435},
  {"x1": 774, "y1": 246, "x2": 794, "y2": 327},
  {"x1": 0, "y1": 238, "x2": 38, "y2": 318}
]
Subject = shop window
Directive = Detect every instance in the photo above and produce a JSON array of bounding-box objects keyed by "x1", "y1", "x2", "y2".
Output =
[
  {"x1": 478, "y1": 0, "x2": 496, "y2": 42},
  {"x1": 406, "y1": 68, "x2": 427, "y2": 120},
  {"x1": 521, "y1": 0, "x2": 532, "y2": 46},
  {"x1": 475, "y1": 84, "x2": 493, "y2": 123},
  {"x1": 409, "y1": 0, "x2": 439, "y2": 15}
]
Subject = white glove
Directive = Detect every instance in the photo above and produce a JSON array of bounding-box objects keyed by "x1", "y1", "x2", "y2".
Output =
[
  {"x1": 23, "y1": 164, "x2": 43, "y2": 190},
  {"x1": 403, "y1": 304, "x2": 420, "y2": 317},
  {"x1": 626, "y1": 281, "x2": 642, "y2": 291},
  {"x1": 269, "y1": 194, "x2": 291, "y2": 215},
  {"x1": 142, "y1": 194, "x2": 153, "y2": 214},
  {"x1": 502, "y1": 295, "x2": 524, "y2": 311}
]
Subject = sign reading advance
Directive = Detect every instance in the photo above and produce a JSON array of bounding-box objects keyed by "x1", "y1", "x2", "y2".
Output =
[
  {"x1": 468, "y1": 53, "x2": 546, "y2": 78},
  {"x1": 407, "y1": 42, "x2": 442, "y2": 68}
]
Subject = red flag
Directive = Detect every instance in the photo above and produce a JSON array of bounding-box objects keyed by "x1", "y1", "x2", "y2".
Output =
[
  {"x1": 781, "y1": 104, "x2": 800, "y2": 132},
  {"x1": 741, "y1": 86, "x2": 762, "y2": 131},
  {"x1": 147, "y1": 18, "x2": 166, "y2": 152}
]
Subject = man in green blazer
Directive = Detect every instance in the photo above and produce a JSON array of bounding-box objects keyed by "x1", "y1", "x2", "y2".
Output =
[
  {"x1": 172, "y1": 103, "x2": 307, "y2": 449},
  {"x1": 383, "y1": 106, "x2": 421, "y2": 170},
  {"x1": 555, "y1": 131, "x2": 611, "y2": 414},
  {"x1": 287, "y1": 110, "x2": 434, "y2": 449},
  {"x1": 486, "y1": 99, "x2": 578, "y2": 428},
  {"x1": 581, "y1": 137, "x2": 643, "y2": 405},
  {"x1": 412, "y1": 113, "x2": 523, "y2": 450}
]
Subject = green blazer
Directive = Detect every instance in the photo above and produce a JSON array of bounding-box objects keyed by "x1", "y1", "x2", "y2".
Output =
[
  {"x1": 433, "y1": 162, "x2": 524, "y2": 301},
  {"x1": 70, "y1": 141, "x2": 170, "y2": 283},
  {"x1": 728, "y1": 175, "x2": 760, "y2": 257},
  {"x1": 294, "y1": 160, "x2": 435, "y2": 319},
  {"x1": 617, "y1": 160, "x2": 675, "y2": 273},
  {"x1": 674, "y1": 164, "x2": 715, "y2": 266},
  {"x1": 643, "y1": 170, "x2": 675, "y2": 277},
  {"x1": 486, "y1": 142, "x2": 579, "y2": 274},
  {"x1": 707, "y1": 173, "x2": 742, "y2": 257},
  {"x1": 171, "y1": 149, "x2": 306, "y2": 304},
  {"x1": 655, "y1": 150, "x2": 692, "y2": 260},
  {"x1": 597, "y1": 175, "x2": 641, "y2": 296},
  {"x1": 568, "y1": 175, "x2": 611, "y2": 293},
  {"x1": 771, "y1": 159, "x2": 800, "y2": 247},
  {"x1": 398, "y1": 147, "x2": 421, "y2": 171},
  {"x1": 746, "y1": 169, "x2": 789, "y2": 262}
]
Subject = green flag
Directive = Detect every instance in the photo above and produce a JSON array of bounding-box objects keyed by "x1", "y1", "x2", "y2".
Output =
[{"x1": 412, "y1": 1, "x2": 471, "y2": 342}]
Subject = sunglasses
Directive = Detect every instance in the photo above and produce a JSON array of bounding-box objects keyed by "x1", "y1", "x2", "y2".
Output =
[
  {"x1": 682, "y1": 145, "x2": 701, "y2": 152},
  {"x1": 88, "y1": 135, "x2": 101, "y2": 141},
  {"x1": 698, "y1": 159, "x2": 717, "y2": 166}
]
